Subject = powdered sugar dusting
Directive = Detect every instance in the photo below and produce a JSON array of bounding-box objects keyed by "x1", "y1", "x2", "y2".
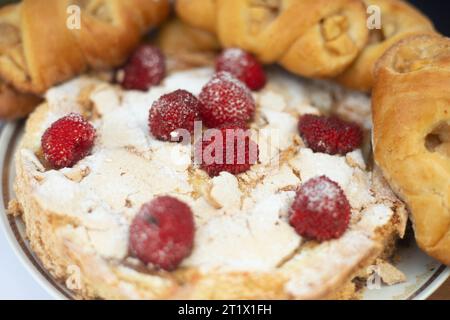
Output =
[{"x1": 301, "y1": 176, "x2": 344, "y2": 212}]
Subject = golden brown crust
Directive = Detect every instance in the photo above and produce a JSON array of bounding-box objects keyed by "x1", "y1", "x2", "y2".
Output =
[
  {"x1": 336, "y1": 0, "x2": 435, "y2": 92},
  {"x1": 175, "y1": 0, "x2": 217, "y2": 34},
  {"x1": 176, "y1": 0, "x2": 369, "y2": 78},
  {"x1": 155, "y1": 18, "x2": 221, "y2": 72},
  {"x1": 0, "y1": 80, "x2": 42, "y2": 119},
  {"x1": 372, "y1": 34, "x2": 450, "y2": 265},
  {"x1": 175, "y1": 0, "x2": 437, "y2": 89},
  {"x1": 0, "y1": 0, "x2": 169, "y2": 118}
]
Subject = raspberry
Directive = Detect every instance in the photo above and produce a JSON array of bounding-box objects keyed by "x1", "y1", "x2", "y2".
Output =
[
  {"x1": 199, "y1": 72, "x2": 256, "y2": 128},
  {"x1": 129, "y1": 196, "x2": 195, "y2": 271},
  {"x1": 41, "y1": 113, "x2": 96, "y2": 169},
  {"x1": 149, "y1": 89, "x2": 201, "y2": 141},
  {"x1": 289, "y1": 176, "x2": 350, "y2": 241},
  {"x1": 216, "y1": 48, "x2": 267, "y2": 91},
  {"x1": 120, "y1": 45, "x2": 166, "y2": 91},
  {"x1": 298, "y1": 114, "x2": 363, "y2": 155},
  {"x1": 197, "y1": 125, "x2": 259, "y2": 177}
]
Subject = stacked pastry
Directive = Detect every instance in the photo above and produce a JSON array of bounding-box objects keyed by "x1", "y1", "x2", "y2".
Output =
[
  {"x1": 176, "y1": 0, "x2": 435, "y2": 90},
  {"x1": 0, "y1": 0, "x2": 170, "y2": 119},
  {"x1": 0, "y1": 0, "x2": 438, "y2": 118}
]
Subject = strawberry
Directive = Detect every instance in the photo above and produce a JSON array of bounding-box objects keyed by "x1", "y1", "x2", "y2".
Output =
[
  {"x1": 120, "y1": 45, "x2": 166, "y2": 91},
  {"x1": 149, "y1": 89, "x2": 201, "y2": 141},
  {"x1": 289, "y1": 176, "x2": 351, "y2": 241},
  {"x1": 197, "y1": 124, "x2": 259, "y2": 177},
  {"x1": 41, "y1": 113, "x2": 96, "y2": 169},
  {"x1": 129, "y1": 196, "x2": 195, "y2": 271},
  {"x1": 199, "y1": 72, "x2": 256, "y2": 128},
  {"x1": 298, "y1": 114, "x2": 362, "y2": 155},
  {"x1": 216, "y1": 48, "x2": 267, "y2": 91}
]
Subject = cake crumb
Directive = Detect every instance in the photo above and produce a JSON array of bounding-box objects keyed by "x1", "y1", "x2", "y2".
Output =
[
  {"x1": 367, "y1": 259, "x2": 406, "y2": 286},
  {"x1": 63, "y1": 166, "x2": 91, "y2": 182},
  {"x1": 206, "y1": 172, "x2": 242, "y2": 210},
  {"x1": 7, "y1": 199, "x2": 23, "y2": 217}
]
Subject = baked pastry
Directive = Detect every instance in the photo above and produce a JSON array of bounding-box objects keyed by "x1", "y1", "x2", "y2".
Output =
[
  {"x1": 174, "y1": 0, "x2": 217, "y2": 34},
  {"x1": 12, "y1": 64, "x2": 408, "y2": 299},
  {"x1": 155, "y1": 18, "x2": 221, "y2": 72},
  {"x1": 373, "y1": 34, "x2": 450, "y2": 265},
  {"x1": 0, "y1": 80, "x2": 42, "y2": 119},
  {"x1": 176, "y1": 0, "x2": 369, "y2": 78},
  {"x1": 336, "y1": 0, "x2": 435, "y2": 91},
  {"x1": 175, "y1": 0, "x2": 435, "y2": 91},
  {"x1": 0, "y1": 0, "x2": 170, "y2": 119}
]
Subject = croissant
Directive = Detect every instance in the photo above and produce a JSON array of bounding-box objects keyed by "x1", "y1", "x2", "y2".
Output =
[
  {"x1": 336, "y1": 0, "x2": 435, "y2": 91},
  {"x1": 372, "y1": 34, "x2": 450, "y2": 265},
  {"x1": 0, "y1": 0, "x2": 169, "y2": 118},
  {"x1": 176, "y1": 0, "x2": 369, "y2": 78}
]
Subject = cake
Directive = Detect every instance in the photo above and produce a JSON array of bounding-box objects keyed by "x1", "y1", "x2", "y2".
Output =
[{"x1": 11, "y1": 65, "x2": 408, "y2": 299}]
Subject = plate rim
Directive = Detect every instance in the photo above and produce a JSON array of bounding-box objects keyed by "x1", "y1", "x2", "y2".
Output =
[
  {"x1": 0, "y1": 122, "x2": 67, "y2": 300},
  {"x1": 0, "y1": 121, "x2": 448, "y2": 300}
]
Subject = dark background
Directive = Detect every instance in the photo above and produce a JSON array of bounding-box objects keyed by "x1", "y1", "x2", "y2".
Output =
[{"x1": 408, "y1": 0, "x2": 450, "y2": 36}]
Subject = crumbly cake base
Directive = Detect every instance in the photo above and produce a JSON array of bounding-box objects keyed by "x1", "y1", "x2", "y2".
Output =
[
  {"x1": 12, "y1": 69, "x2": 408, "y2": 300},
  {"x1": 8, "y1": 191, "x2": 401, "y2": 300}
]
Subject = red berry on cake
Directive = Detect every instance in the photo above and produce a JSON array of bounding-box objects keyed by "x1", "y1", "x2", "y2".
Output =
[
  {"x1": 223, "y1": 119, "x2": 250, "y2": 129},
  {"x1": 41, "y1": 113, "x2": 96, "y2": 169},
  {"x1": 129, "y1": 196, "x2": 195, "y2": 271},
  {"x1": 120, "y1": 45, "x2": 166, "y2": 91},
  {"x1": 289, "y1": 176, "x2": 351, "y2": 241},
  {"x1": 197, "y1": 124, "x2": 259, "y2": 177},
  {"x1": 199, "y1": 71, "x2": 256, "y2": 128},
  {"x1": 149, "y1": 89, "x2": 202, "y2": 141},
  {"x1": 216, "y1": 48, "x2": 267, "y2": 91},
  {"x1": 298, "y1": 114, "x2": 363, "y2": 155}
]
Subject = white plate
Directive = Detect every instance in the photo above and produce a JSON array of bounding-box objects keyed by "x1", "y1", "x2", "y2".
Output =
[{"x1": 0, "y1": 122, "x2": 448, "y2": 300}]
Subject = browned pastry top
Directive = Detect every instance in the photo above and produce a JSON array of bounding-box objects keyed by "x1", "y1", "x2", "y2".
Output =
[{"x1": 373, "y1": 34, "x2": 450, "y2": 265}]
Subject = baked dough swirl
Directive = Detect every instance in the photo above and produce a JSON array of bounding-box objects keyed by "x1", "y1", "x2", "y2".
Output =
[
  {"x1": 0, "y1": 79, "x2": 42, "y2": 119},
  {"x1": 177, "y1": 0, "x2": 369, "y2": 78},
  {"x1": 336, "y1": 0, "x2": 434, "y2": 91},
  {"x1": 176, "y1": 0, "x2": 434, "y2": 89},
  {"x1": 0, "y1": 0, "x2": 169, "y2": 118},
  {"x1": 373, "y1": 34, "x2": 450, "y2": 265}
]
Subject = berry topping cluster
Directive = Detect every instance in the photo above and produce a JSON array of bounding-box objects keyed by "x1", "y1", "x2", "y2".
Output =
[{"x1": 147, "y1": 49, "x2": 263, "y2": 177}]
